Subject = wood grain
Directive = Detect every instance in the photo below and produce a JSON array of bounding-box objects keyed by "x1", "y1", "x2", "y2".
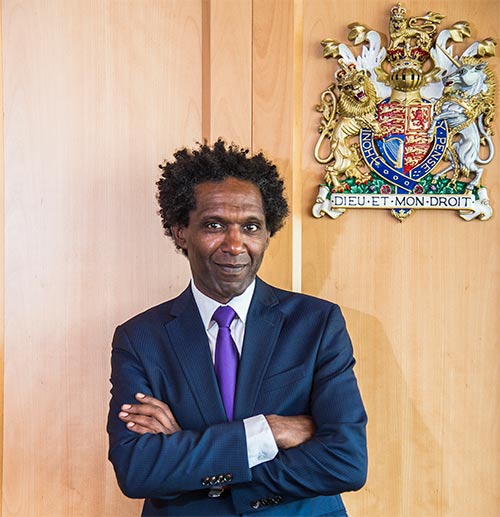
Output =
[
  {"x1": 252, "y1": 0, "x2": 294, "y2": 290},
  {"x1": 1, "y1": 1, "x2": 499, "y2": 516},
  {"x1": 209, "y1": 0, "x2": 252, "y2": 146},
  {"x1": 0, "y1": 1, "x2": 4, "y2": 513},
  {"x1": 2, "y1": 1, "x2": 200, "y2": 514},
  {"x1": 302, "y1": 1, "x2": 500, "y2": 515}
]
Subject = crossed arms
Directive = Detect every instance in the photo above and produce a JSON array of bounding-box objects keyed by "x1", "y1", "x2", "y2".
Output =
[
  {"x1": 107, "y1": 302, "x2": 367, "y2": 512},
  {"x1": 119, "y1": 393, "x2": 315, "y2": 448}
]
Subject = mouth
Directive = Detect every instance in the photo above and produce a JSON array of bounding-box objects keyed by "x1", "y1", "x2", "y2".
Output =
[
  {"x1": 214, "y1": 262, "x2": 248, "y2": 274},
  {"x1": 355, "y1": 90, "x2": 366, "y2": 101}
]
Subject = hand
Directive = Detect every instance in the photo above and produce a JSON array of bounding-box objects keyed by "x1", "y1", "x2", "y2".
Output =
[
  {"x1": 265, "y1": 414, "x2": 315, "y2": 449},
  {"x1": 118, "y1": 393, "x2": 182, "y2": 435}
]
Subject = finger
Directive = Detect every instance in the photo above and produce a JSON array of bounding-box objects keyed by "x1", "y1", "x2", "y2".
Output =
[
  {"x1": 122, "y1": 402, "x2": 174, "y2": 425},
  {"x1": 119, "y1": 411, "x2": 167, "y2": 434},
  {"x1": 135, "y1": 394, "x2": 182, "y2": 432},
  {"x1": 121, "y1": 403, "x2": 160, "y2": 416},
  {"x1": 120, "y1": 403, "x2": 180, "y2": 434},
  {"x1": 123, "y1": 420, "x2": 156, "y2": 436}
]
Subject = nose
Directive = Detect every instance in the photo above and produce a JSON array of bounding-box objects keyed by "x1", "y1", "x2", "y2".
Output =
[{"x1": 221, "y1": 227, "x2": 244, "y2": 254}]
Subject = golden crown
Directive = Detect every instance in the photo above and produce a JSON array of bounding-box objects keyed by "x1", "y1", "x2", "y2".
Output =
[
  {"x1": 385, "y1": 4, "x2": 444, "y2": 91},
  {"x1": 335, "y1": 62, "x2": 358, "y2": 83},
  {"x1": 390, "y1": 3, "x2": 406, "y2": 19}
]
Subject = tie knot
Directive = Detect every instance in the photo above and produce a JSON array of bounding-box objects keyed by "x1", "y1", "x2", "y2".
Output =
[{"x1": 212, "y1": 305, "x2": 237, "y2": 328}]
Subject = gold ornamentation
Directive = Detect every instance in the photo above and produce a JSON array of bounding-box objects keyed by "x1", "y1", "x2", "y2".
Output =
[
  {"x1": 377, "y1": 4, "x2": 444, "y2": 92},
  {"x1": 313, "y1": 3, "x2": 497, "y2": 222},
  {"x1": 314, "y1": 63, "x2": 381, "y2": 191}
]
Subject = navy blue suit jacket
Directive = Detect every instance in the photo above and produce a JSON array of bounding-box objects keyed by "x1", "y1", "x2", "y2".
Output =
[{"x1": 107, "y1": 278, "x2": 367, "y2": 516}]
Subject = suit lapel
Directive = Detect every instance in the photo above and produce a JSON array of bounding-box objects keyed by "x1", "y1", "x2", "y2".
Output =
[
  {"x1": 164, "y1": 287, "x2": 227, "y2": 427},
  {"x1": 233, "y1": 279, "x2": 284, "y2": 420},
  {"x1": 164, "y1": 281, "x2": 284, "y2": 425}
]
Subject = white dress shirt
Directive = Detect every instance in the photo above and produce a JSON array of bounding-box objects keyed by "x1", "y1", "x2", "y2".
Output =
[{"x1": 191, "y1": 280, "x2": 278, "y2": 468}]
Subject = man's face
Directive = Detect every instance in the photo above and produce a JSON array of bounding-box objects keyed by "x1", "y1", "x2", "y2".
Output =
[{"x1": 172, "y1": 177, "x2": 271, "y2": 304}]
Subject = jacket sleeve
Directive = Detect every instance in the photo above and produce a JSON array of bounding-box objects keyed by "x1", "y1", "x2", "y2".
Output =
[
  {"x1": 107, "y1": 325, "x2": 253, "y2": 499},
  {"x1": 230, "y1": 305, "x2": 367, "y2": 513}
]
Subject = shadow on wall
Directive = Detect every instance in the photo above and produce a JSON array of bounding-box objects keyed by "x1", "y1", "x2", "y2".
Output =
[{"x1": 341, "y1": 308, "x2": 443, "y2": 516}]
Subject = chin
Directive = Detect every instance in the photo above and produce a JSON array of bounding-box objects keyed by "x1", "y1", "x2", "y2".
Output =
[{"x1": 216, "y1": 281, "x2": 250, "y2": 301}]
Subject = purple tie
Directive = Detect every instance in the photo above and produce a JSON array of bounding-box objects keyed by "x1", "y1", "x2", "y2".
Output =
[{"x1": 213, "y1": 306, "x2": 239, "y2": 421}]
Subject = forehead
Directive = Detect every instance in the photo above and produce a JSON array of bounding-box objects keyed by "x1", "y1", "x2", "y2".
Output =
[{"x1": 192, "y1": 178, "x2": 265, "y2": 217}]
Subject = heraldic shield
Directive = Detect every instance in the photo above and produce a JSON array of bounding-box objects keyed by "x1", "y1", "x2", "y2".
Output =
[
  {"x1": 361, "y1": 101, "x2": 447, "y2": 193},
  {"x1": 313, "y1": 3, "x2": 496, "y2": 221}
]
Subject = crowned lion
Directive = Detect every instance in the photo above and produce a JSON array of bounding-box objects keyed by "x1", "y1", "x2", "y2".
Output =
[{"x1": 315, "y1": 63, "x2": 381, "y2": 191}]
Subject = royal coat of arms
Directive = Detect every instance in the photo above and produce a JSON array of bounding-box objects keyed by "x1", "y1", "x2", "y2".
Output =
[{"x1": 312, "y1": 3, "x2": 496, "y2": 221}]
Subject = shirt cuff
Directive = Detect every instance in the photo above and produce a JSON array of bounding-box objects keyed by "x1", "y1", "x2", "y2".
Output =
[{"x1": 243, "y1": 414, "x2": 279, "y2": 468}]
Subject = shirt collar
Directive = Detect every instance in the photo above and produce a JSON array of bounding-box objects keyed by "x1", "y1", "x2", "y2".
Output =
[{"x1": 191, "y1": 279, "x2": 256, "y2": 331}]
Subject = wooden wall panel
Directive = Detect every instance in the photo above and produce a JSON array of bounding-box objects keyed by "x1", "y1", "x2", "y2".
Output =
[
  {"x1": 0, "y1": 0, "x2": 4, "y2": 506},
  {"x1": 1, "y1": 0, "x2": 499, "y2": 516},
  {"x1": 301, "y1": 1, "x2": 500, "y2": 516},
  {"x1": 2, "y1": 1, "x2": 200, "y2": 515},
  {"x1": 209, "y1": 0, "x2": 252, "y2": 146},
  {"x1": 252, "y1": 0, "x2": 294, "y2": 290}
]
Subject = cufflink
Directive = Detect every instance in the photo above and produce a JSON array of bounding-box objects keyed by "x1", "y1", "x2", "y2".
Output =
[{"x1": 208, "y1": 487, "x2": 225, "y2": 498}]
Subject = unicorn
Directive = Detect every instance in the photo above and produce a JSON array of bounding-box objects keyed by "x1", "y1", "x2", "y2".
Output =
[{"x1": 429, "y1": 49, "x2": 495, "y2": 190}]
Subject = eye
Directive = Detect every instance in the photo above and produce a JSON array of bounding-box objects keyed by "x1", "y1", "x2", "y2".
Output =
[
  {"x1": 243, "y1": 223, "x2": 260, "y2": 232},
  {"x1": 206, "y1": 222, "x2": 224, "y2": 231}
]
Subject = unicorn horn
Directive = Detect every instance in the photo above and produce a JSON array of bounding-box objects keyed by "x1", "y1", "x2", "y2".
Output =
[{"x1": 436, "y1": 44, "x2": 461, "y2": 68}]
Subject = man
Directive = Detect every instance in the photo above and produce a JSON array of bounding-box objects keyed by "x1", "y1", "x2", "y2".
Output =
[{"x1": 107, "y1": 140, "x2": 367, "y2": 516}]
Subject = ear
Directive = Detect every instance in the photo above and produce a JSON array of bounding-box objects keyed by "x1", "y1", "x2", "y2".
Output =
[
  {"x1": 171, "y1": 225, "x2": 188, "y2": 251},
  {"x1": 264, "y1": 230, "x2": 271, "y2": 250}
]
